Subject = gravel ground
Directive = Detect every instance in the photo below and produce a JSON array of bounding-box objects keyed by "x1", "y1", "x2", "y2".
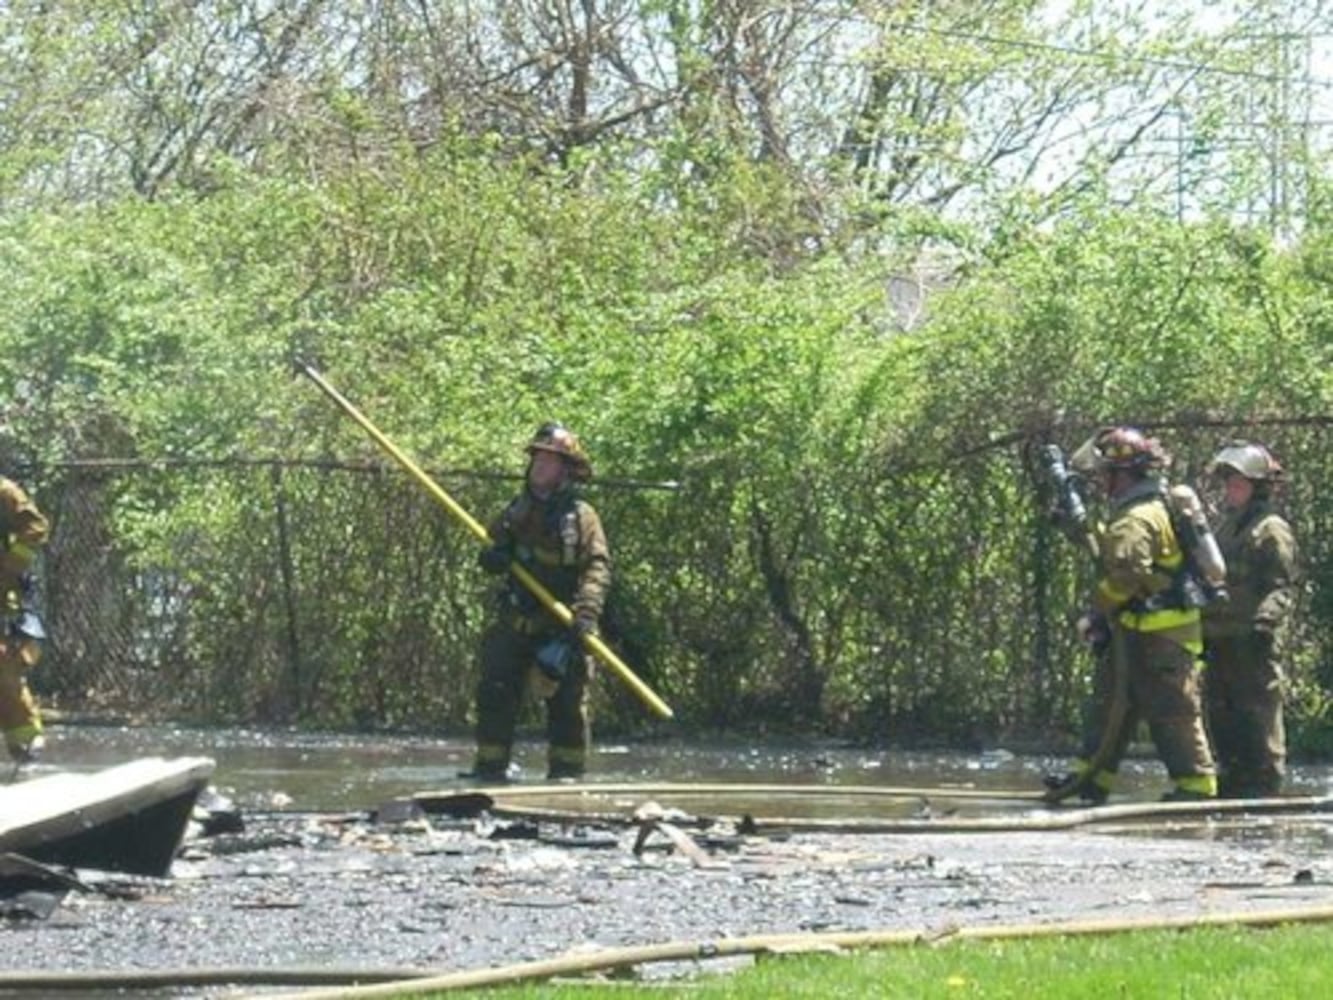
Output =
[{"x1": 4, "y1": 799, "x2": 1333, "y2": 997}]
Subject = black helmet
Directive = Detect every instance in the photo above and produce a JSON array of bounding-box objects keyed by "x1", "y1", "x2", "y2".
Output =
[{"x1": 525, "y1": 422, "x2": 592, "y2": 482}]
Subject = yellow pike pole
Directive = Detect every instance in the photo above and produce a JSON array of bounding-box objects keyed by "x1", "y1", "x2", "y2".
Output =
[{"x1": 295, "y1": 359, "x2": 674, "y2": 720}]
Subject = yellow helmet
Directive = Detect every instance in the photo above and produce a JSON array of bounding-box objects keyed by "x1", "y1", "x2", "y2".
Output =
[{"x1": 526, "y1": 422, "x2": 592, "y2": 482}]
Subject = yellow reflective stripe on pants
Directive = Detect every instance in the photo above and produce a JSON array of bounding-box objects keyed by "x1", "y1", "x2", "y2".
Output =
[
  {"x1": 1173, "y1": 773, "x2": 1217, "y2": 796},
  {"x1": 3, "y1": 720, "x2": 42, "y2": 751},
  {"x1": 1074, "y1": 757, "x2": 1116, "y2": 793}
]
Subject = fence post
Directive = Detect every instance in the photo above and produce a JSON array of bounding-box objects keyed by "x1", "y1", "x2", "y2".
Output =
[{"x1": 270, "y1": 463, "x2": 302, "y2": 717}]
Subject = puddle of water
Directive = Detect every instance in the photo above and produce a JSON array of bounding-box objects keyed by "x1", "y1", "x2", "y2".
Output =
[{"x1": 21, "y1": 723, "x2": 1333, "y2": 818}]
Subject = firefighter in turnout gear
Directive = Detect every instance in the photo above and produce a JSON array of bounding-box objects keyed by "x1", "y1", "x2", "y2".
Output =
[
  {"x1": 1045, "y1": 427, "x2": 1217, "y2": 803},
  {"x1": 1202, "y1": 441, "x2": 1299, "y2": 798},
  {"x1": 469, "y1": 423, "x2": 611, "y2": 782},
  {"x1": 0, "y1": 475, "x2": 50, "y2": 764}
]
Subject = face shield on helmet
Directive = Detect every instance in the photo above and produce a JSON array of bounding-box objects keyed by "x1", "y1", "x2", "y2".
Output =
[
  {"x1": 1207, "y1": 440, "x2": 1281, "y2": 483},
  {"x1": 525, "y1": 422, "x2": 593, "y2": 482},
  {"x1": 1068, "y1": 437, "x2": 1101, "y2": 477}
]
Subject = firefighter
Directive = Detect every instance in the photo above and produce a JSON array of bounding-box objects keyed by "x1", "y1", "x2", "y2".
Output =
[
  {"x1": 1201, "y1": 441, "x2": 1299, "y2": 798},
  {"x1": 0, "y1": 474, "x2": 50, "y2": 764},
  {"x1": 1045, "y1": 427, "x2": 1217, "y2": 803},
  {"x1": 468, "y1": 423, "x2": 611, "y2": 782}
]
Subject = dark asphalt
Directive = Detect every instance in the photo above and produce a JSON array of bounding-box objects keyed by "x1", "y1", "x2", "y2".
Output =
[{"x1": 4, "y1": 804, "x2": 1333, "y2": 996}]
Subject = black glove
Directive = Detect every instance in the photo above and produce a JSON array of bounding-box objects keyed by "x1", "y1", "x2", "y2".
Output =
[
  {"x1": 569, "y1": 613, "x2": 597, "y2": 643},
  {"x1": 1075, "y1": 610, "x2": 1110, "y2": 651},
  {"x1": 477, "y1": 543, "x2": 512, "y2": 575},
  {"x1": 535, "y1": 637, "x2": 575, "y2": 682},
  {"x1": 8, "y1": 610, "x2": 45, "y2": 641}
]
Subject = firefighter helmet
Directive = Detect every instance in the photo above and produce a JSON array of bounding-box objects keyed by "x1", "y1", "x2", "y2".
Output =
[
  {"x1": 1070, "y1": 426, "x2": 1169, "y2": 476},
  {"x1": 1208, "y1": 440, "x2": 1282, "y2": 482},
  {"x1": 526, "y1": 422, "x2": 592, "y2": 482}
]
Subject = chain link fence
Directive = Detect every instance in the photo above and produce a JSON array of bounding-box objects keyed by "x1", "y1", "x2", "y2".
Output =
[
  {"x1": 25, "y1": 460, "x2": 498, "y2": 729},
  {"x1": 15, "y1": 428, "x2": 1333, "y2": 746}
]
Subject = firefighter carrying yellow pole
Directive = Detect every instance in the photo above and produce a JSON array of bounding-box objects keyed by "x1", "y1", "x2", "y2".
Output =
[{"x1": 295, "y1": 359, "x2": 674, "y2": 721}]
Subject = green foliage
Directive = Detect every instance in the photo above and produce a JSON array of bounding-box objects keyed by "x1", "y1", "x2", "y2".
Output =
[{"x1": 5, "y1": 130, "x2": 1333, "y2": 751}]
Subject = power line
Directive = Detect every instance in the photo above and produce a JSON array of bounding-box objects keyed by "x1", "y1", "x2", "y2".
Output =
[{"x1": 885, "y1": 21, "x2": 1333, "y2": 92}]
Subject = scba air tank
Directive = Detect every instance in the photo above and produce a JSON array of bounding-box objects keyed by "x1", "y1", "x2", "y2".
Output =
[{"x1": 1167, "y1": 484, "x2": 1228, "y2": 595}]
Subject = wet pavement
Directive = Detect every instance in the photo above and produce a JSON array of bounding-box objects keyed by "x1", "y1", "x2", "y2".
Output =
[
  {"x1": 20, "y1": 722, "x2": 1333, "y2": 812},
  {"x1": 4, "y1": 725, "x2": 1333, "y2": 996}
]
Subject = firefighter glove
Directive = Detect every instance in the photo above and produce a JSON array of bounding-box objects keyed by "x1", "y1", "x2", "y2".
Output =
[
  {"x1": 1076, "y1": 610, "x2": 1110, "y2": 650},
  {"x1": 535, "y1": 637, "x2": 575, "y2": 682},
  {"x1": 8, "y1": 610, "x2": 45, "y2": 641},
  {"x1": 477, "y1": 543, "x2": 512, "y2": 575},
  {"x1": 570, "y1": 612, "x2": 597, "y2": 642}
]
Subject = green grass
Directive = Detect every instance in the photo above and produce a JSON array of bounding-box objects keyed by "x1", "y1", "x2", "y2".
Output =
[{"x1": 444, "y1": 923, "x2": 1333, "y2": 998}]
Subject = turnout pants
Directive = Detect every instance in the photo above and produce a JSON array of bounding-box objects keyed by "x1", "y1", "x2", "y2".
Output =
[
  {"x1": 0, "y1": 640, "x2": 43, "y2": 760},
  {"x1": 1204, "y1": 633, "x2": 1285, "y2": 798},
  {"x1": 1078, "y1": 628, "x2": 1216, "y2": 795},
  {"x1": 473, "y1": 621, "x2": 592, "y2": 780}
]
